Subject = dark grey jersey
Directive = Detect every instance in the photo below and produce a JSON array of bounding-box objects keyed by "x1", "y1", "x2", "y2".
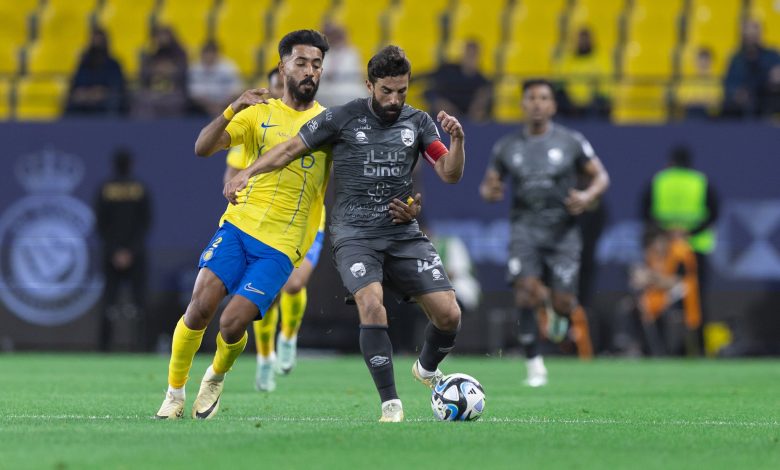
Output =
[
  {"x1": 488, "y1": 123, "x2": 596, "y2": 228},
  {"x1": 298, "y1": 98, "x2": 442, "y2": 246}
]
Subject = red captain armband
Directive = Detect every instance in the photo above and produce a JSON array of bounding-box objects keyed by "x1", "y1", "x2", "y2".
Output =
[{"x1": 423, "y1": 141, "x2": 448, "y2": 166}]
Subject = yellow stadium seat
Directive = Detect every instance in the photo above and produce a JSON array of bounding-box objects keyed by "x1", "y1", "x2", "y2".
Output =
[
  {"x1": 271, "y1": 0, "x2": 330, "y2": 40},
  {"x1": 46, "y1": 0, "x2": 99, "y2": 13},
  {"x1": 493, "y1": 76, "x2": 524, "y2": 123},
  {"x1": 555, "y1": 53, "x2": 614, "y2": 106},
  {"x1": 16, "y1": 77, "x2": 67, "y2": 121},
  {"x1": 502, "y1": 42, "x2": 556, "y2": 78},
  {"x1": 330, "y1": 0, "x2": 393, "y2": 65},
  {"x1": 612, "y1": 82, "x2": 669, "y2": 124},
  {"x1": 678, "y1": 43, "x2": 729, "y2": 79},
  {"x1": 0, "y1": 79, "x2": 11, "y2": 120},
  {"x1": 98, "y1": 0, "x2": 156, "y2": 77},
  {"x1": 26, "y1": 41, "x2": 82, "y2": 75},
  {"x1": 685, "y1": 0, "x2": 741, "y2": 72},
  {"x1": 622, "y1": 41, "x2": 674, "y2": 79},
  {"x1": 214, "y1": 0, "x2": 272, "y2": 77},
  {"x1": 566, "y1": 0, "x2": 624, "y2": 60},
  {"x1": 36, "y1": 3, "x2": 92, "y2": 55},
  {"x1": 157, "y1": 0, "x2": 214, "y2": 58},
  {"x1": 625, "y1": 0, "x2": 682, "y2": 53},
  {"x1": 673, "y1": 78, "x2": 722, "y2": 117},
  {"x1": 445, "y1": 0, "x2": 508, "y2": 75},
  {"x1": 0, "y1": 43, "x2": 20, "y2": 75},
  {"x1": 506, "y1": 0, "x2": 566, "y2": 47},
  {"x1": 0, "y1": 3, "x2": 34, "y2": 49},
  {"x1": 387, "y1": 0, "x2": 448, "y2": 74},
  {"x1": 750, "y1": 0, "x2": 780, "y2": 49}
]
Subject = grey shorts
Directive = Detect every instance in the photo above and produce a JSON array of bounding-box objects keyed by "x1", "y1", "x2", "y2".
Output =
[
  {"x1": 333, "y1": 237, "x2": 454, "y2": 296},
  {"x1": 507, "y1": 223, "x2": 582, "y2": 294}
]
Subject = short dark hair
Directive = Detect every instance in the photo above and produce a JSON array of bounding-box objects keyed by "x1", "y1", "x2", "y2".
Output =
[
  {"x1": 669, "y1": 145, "x2": 692, "y2": 167},
  {"x1": 367, "y1": 45, "x2": 411, "y2": 83},
  {"x1": 278, "y1": 29, "x2": 329, "y2": 60},
  {"x1": 113, "y1": 148, "x2": 133, "y2": 176},
  {"x1": 522, "y1": 79, "x2": 555, "y2": 94}
]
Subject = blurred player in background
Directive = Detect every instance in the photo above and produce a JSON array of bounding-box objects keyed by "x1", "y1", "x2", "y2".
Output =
[
  {"x1": 480, "y1": 79, "x2": 609, "y2": 387},
  {"x1": 225, "y1": 46, "x2": 466, "y2": 422},
  {"x1": 155, "y1": 30, "x2": 332, "y2": 420}
]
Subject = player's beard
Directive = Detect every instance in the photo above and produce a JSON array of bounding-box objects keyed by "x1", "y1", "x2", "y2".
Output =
[
  {"x1": 370, "y1": 93, "x2": 403, "y2": 123},
  {"x1": 288, "y1": 75, "x2": 319, "y2": 102}
]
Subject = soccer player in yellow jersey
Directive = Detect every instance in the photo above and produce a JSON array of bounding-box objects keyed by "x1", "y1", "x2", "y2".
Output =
[{"x1": 154, "y1": 30, "x2": 332, "y2": 420}]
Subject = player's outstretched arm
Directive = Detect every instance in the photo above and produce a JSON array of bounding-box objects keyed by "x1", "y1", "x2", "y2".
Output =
[
  {"x1": 194, "y1": 88, "x2": 269, "y2": 157},
  {"x1": 479, "y1": 169, "x2": 505, "y2": 202},
  {"x1": 223, "y1": 135, "x2": 309, "y2": 205},
  {"x1": 434, "y1": 111, "x2": 465, "y2": 184}
]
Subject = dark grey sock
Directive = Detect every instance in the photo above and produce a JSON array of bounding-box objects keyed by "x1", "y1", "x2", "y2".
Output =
[
  {"x1": 359, "y1": 324, "x2": 397, "y2": 403},
  {"x1": 518, "y1": 307, "x2": 539, "y2": 359},
  {"x1": 418, "y1": 322, "x2": 457, "y2": 372}
]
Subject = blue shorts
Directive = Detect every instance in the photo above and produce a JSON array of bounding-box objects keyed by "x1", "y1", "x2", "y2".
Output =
[
  {"x1": 198, "y1": 222, "x2": 293, "y2": 317},
  {"x1": 304, "y1": 231, "x2": 325, "y2": 267}
]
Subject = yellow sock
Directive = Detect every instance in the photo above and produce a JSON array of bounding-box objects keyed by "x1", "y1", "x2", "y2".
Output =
[
  {"x1": 213, "y1": 331, "x2": 248, "y2": 374},
  {"x1": 168, "y1": 316, "x2": 206, "y2": 388},
  {"x1": 253, "y1": 302, "x2": 279, "y2": 358},
  {"x1": 280, "y1": 288, "x2": 307, "y2": 340}
]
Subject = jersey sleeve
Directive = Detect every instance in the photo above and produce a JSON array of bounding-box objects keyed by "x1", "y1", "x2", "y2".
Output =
[
  {"x1": 487, "y1": 136, "x2": 509, "y2": 178},
  {"x1": 225, "y1": 106, "x2": 258, "y2": 147},
  {"x1": 298, "y1": 107, "x2": 344, "y2": 150},
  {"x1": 418, "y1": 112, "x2": 447, "y2": 166},
  {"x1": 225, "y1": 145, "x2": 246, "y2": 169},
  {"x1": 572, "y1": 131, "x2": 596, "y2": 168}
]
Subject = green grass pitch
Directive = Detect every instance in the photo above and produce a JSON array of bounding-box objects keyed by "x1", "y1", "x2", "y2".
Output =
[{"x1": 1, "y1": 354, "x2": 778, "y2": 469}]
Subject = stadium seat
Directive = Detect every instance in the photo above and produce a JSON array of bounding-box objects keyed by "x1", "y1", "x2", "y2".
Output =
[
  {"x1": 502, "y1": 42, "x2": 556, "y2": 78},
  {"x1": 622, "y1": 0, "x2": 682, "y2": 78},
  {"x1": 621, "y1": 41, "x2": 675, "y2": 79},
  {"x1": 445, "y1": 0, "x2": 508, "y2": 75},
  {"x1": 270, "y1": 0, "x2": 330, "y2": 40},
  {"x1": 386, "y1": 0, "x2": 449, "y2": 75},
  {"x1": 34, "y1": 1, "x2": 94, "y2": 64},
  {"x1": 493, "y1": 76, "x2": 524, "y2": 123},
  {"x1": 156, "y1": 0, "x2": 214, "y2": 59},
  {"x1": 15, "y1": 76, "x2": 67, "y2": 121},
  {"x1": 214, "y1": 0, "x2": 272, "y2": 77},
  {"x1": 0, "y1": 78, "x2": 11, "y2": 120},
  {"x1": 678, "y1": 43, "x2": 728, "y2": 79},
  {"x1": 0, "y1": 1, "x2": 36, "y2": 51},
  {"x1": 98, "y1": 0, "x2": 156, "y2": 77},
  {"x1": 684, "y1": 0, "x2": 741, "y2": 75},
  {"x1": 612, "y1": 82, "x2": 669, "y2": 124},
  {"x1": 566, "y1": 0, "x2": 624, "y2": 63},
  {"x1": 0, "y1": 43, "x2": 20, "y2": 76},
  {"x1": 673, "y1": 77, "x2": 722, "y2": 117},
  {"x1": 26, "y1": 41, "x2": 82, "y2": 76},
  {"x1": 330, "y1": 0, "x2": 392, "y2": 65},
  {"x1": 750, "y1": 0, "x2": 780, "y2": 49},
  {"x1": 46, "y1": 0, "x2": 99, "y2": 13}
]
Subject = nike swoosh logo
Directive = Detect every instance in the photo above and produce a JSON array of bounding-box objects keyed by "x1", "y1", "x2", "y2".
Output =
[
  {"x1": 194, "y1": 395, "x2": 220, "y2": 419},
  {"x1": 260, "y1": 122, "x2": 278, "y2": 129},
  {"x1": 244, "y1": 283, "x2": 266, "y2": 295}
]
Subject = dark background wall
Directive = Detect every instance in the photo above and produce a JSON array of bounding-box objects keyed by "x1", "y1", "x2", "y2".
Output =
[{"x1": 1, "y1": 119, "x2": 778, "y2": 353}]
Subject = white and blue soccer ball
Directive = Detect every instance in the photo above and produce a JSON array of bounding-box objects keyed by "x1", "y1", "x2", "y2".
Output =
[{"x1": 431, "y1": 373, "x2": 486, "y2": 421}]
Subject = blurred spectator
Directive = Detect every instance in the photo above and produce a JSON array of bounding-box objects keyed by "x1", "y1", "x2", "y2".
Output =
[
  {"x1": 641, "y1": 146, "x2": 718, "y2": 354},
  {"x1": 676, "y1": 47, "x2": 721, "y2": 119},
  {"x1": 316, "y1": 22, "x2": 364, "y2": 107},
  {"x1": 628, "y1": 225, "x2": 701, "y2": 356},
  {"x1": 65, "y1": 29, "x2": 127, "y2": 116},
  {"x1": 425, "y1": 40, "x2": 492, "y2": 121},
  {"x1": 723, "y1": 19, "x2": 780, "y2": 117},
  {"x1": 760, "y1": 64, "x2": 780, "y2": 118},
  {"x1": 556, "y1": 28, "x2": 611, "y2": 118},
  {"x1": 188, "y1": 40, "x2": 243, "y2": 116},
  {"x1": 428, "y1": 233, "x2": 481, "y2": 313},
  {"x1": 95, "y1": 149, "x2": 152, "y2": 352},
  {"x1": 133, "y1": 25, "x2": 189, "y2": 118},
  {"x1": 266, "y1": 67, "x2": 285, "y2": 99}
]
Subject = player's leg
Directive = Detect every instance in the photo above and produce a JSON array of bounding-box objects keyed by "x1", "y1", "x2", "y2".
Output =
[
  {"x1": 156, "y1": 223, "x2": 244, "y2": 419},
  {"x1": 514, "y1": 276, "x2": 549, "y2": 387},
  {"x1": 545, "y1": 231, "x2": 582, "y2": 342},
  {"x1": 277, "y1": 258, "x2": 316, "y2": 374},
  {"x1": 192, "y1": 237, "x2": 293, "y2": 419},
  {"x1": 334, "y1": 242, "x2": 399, "y2": 421},
  {"x1": 411, "y1": 289, "x2": 461, "y2": 388},
  {"x1": 252, "y1": 299, "x2": 279, "y2": 391}
]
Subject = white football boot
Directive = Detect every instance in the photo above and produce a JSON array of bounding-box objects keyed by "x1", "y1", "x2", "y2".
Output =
[
  {"x1": 524, "y1": 355, "x2": 548, "y2": 388},
  {"x1": 192, "y1": 365, "x2": 224, "y2": 419},
  {"x1": 379, "y1": 399, "x2": 404, "y2": 422},
  {"x1": 276, "y1": 336, "x2": 297, "y2": 375},
  {"x1": 154, "y1": 388, "x2": 184, "y2": 419},
  {"x1": 255, "y1": 356, "x2": 277, "y2": 392},
  {"x1": 411, "y1": 359, "x2": 444, "y2": 390}
]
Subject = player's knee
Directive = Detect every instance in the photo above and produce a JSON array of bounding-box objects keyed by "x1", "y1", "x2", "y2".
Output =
[
  {"x1": 356, "y1": 296, "x2": 384, "y2": 323},
  {"x1": 436, "y1": 301, "x2": 461, "y2": 332},
  {"x1": 552, "y1": 293, "x2": 576, "y2": 317},
  {"x1": 184, "y1": 296, "x2": 215, "y2": 328},
  {"x1": 284, "y1": 278, "x2": 305, "y2": 294},
  {"x1": 219, "y1": 311, "x2": 243, "y2": 338}
]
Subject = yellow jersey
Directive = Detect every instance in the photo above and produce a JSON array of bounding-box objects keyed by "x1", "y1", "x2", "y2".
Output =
[{"x1": 222, "y1": 98, "x2": 331, "y2": 266}]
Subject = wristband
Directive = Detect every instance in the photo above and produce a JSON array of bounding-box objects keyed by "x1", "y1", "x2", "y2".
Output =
[{"x1": 222, "y1": 105, "x2": 236, "y2": 121}]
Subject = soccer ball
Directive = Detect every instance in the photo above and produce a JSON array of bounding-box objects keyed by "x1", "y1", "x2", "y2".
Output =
[{"x1": 431, "y1": 373, "x2": 486, "y2": 421}]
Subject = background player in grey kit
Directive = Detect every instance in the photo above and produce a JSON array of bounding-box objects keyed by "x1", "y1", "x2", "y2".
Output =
[
  {"x1": 480, "y1": 79, "x2": 609, "y2": 387},
  {"x1": 225, "y1": 45, "x2": 465, "y2": 422}
]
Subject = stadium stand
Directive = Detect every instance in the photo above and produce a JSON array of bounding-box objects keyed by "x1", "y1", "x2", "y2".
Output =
[{"x1": 97, "y1": 0, "x2": 157, "y2": 78}]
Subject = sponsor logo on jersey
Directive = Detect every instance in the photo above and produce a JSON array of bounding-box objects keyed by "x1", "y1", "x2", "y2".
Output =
[
  {"x1": 401, "y1": 128, "x2": 414, "y2": 147},
  {"x1": 356, "y1": 131, "x2": 368, "y2": 143},
  {"x1": 548, "y1": 148, "x2": 563, "y2": 164},
  {"x1": 362, "y1": 150, "x2": 408, "y2": 177},
  {"x1": 417, "y1": 255, "x2": 443, "y2": 273},
  {"x1": 350, "y1": 262, "x2": 367, "y2": 278}
]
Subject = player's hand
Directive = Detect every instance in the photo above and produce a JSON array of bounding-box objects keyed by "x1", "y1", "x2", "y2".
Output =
[
  {"x1": 437, "y1": 111, "x2": 464, "y2": 139},
  {"x1": 224, "y1": 169, "x2": 250, "y2": 205},
  {"x1": 565, "y1": 189, "x2": 592, "y2": 215},
  {"x1": 480, "y1": 178, "x2": 504, "y2": 202},
  {"x1": 389, "y1": 193, "x2": 422, "y2": 224},
  {"x1": 231, "y1": 88, "x2": 270, "y2": 113}
]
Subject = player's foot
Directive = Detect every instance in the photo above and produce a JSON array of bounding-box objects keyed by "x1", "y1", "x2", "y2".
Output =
[
  {"x1": 154, "y1": 388, "x2": 184, "y2": 419},
  {"x1": 276, "y1": 336, "x2": 297, "y2": 375},
  {"x1": 524, "y1": 355, "x2": 548, "y2": 388},
  {"x1": 379, "y1": 399, "x2": 404, "y2": 422},
  {"x1": 544, "y1": 298, "x2": 569, "y2": 343},
  {"x1": 412, "y1": 359, "x2": 444, "y2": 390},
  {"x1": 192, "y1": 365, "x2": 224, "y2": 419},
  {"x1": 255, "y1": 357, "x2": 276, "y2": 392}
]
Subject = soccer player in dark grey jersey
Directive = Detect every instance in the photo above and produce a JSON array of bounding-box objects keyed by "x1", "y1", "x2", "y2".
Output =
[
  {"x1": 480, "y1": 79, "x2": 609, "y2": 387},
  {"x1": 225, "y1": 46, "x2": 466, "y2": 421}
]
